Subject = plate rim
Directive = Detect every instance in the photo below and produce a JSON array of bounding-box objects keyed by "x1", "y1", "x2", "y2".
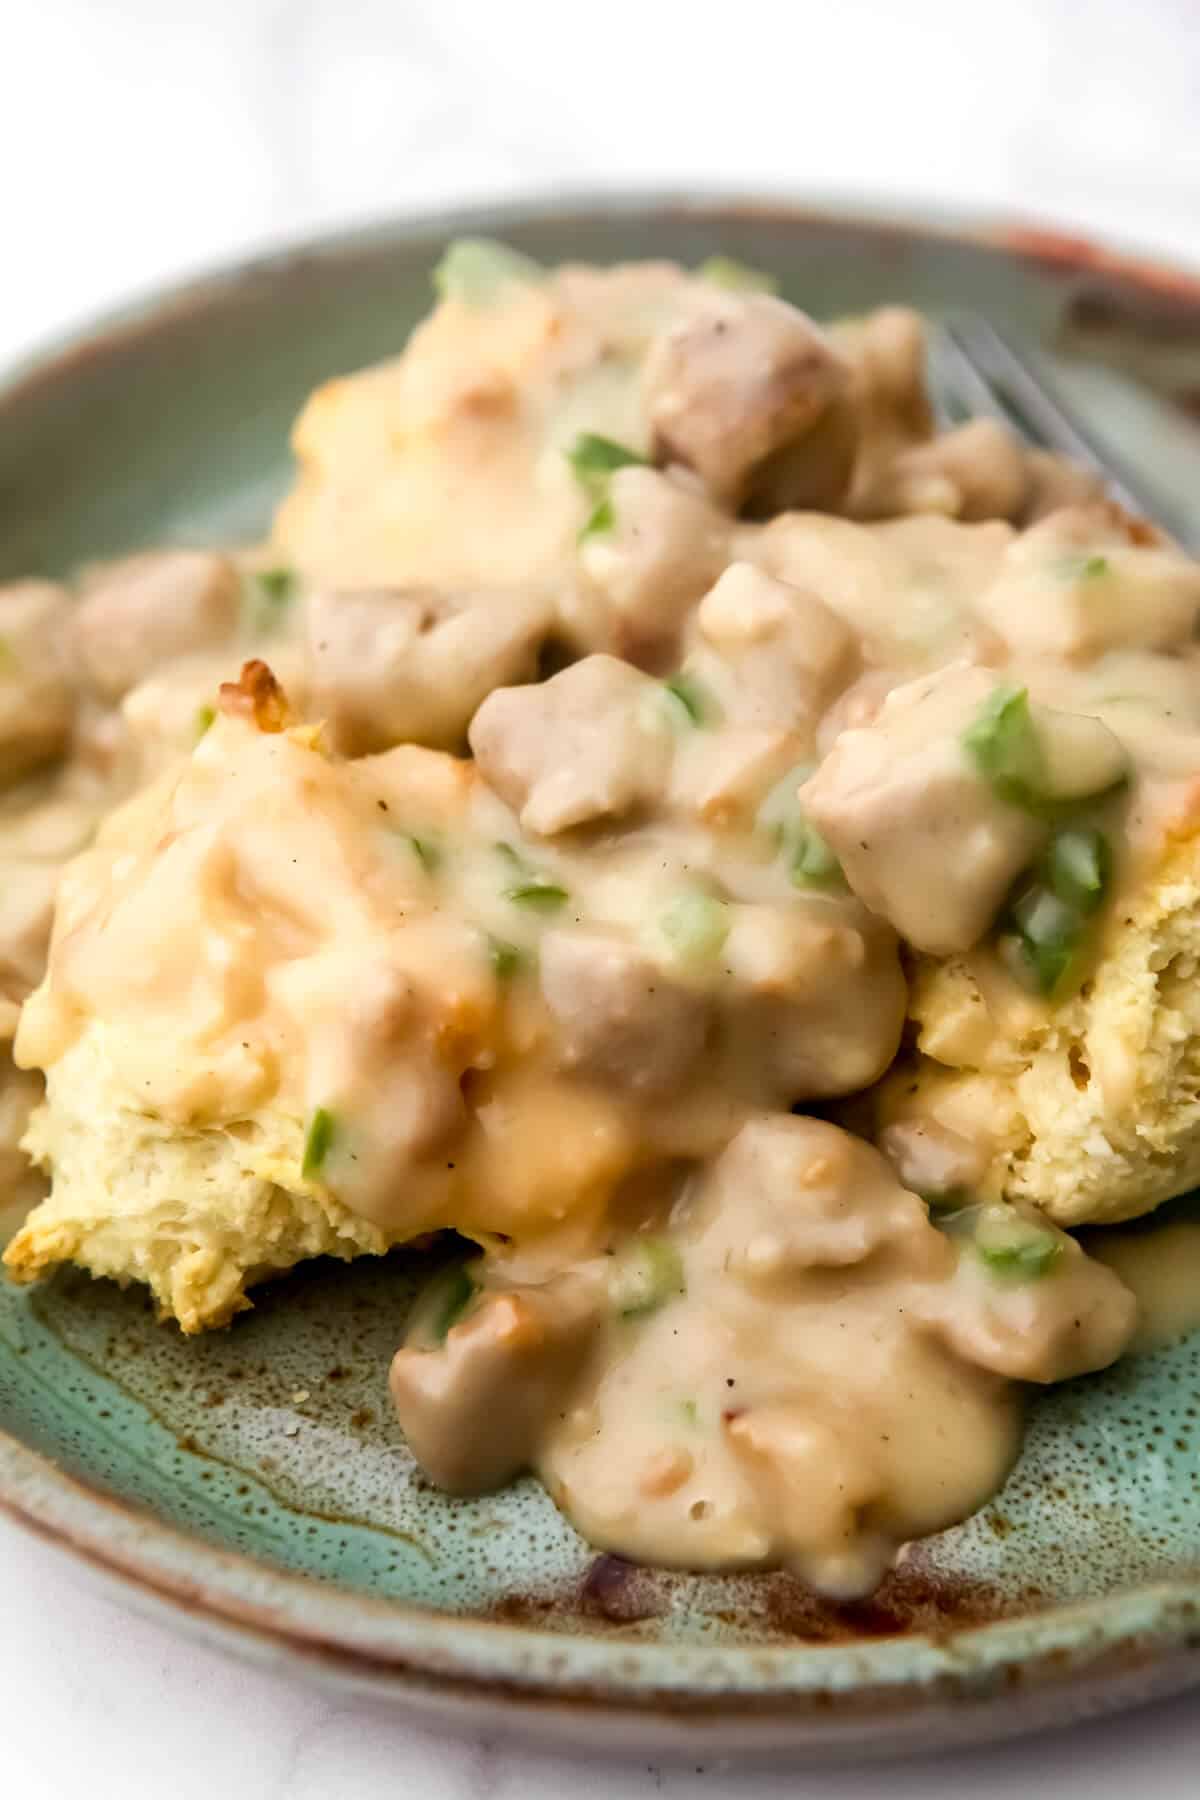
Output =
[{"x1": 4, "y1": 185, "x2": 1200, "y2": 1746}]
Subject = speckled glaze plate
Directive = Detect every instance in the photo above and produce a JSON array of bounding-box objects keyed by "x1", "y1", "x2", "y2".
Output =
[{"x1": 3, "y1": 193, "x2": 1200, "y2": 1761}]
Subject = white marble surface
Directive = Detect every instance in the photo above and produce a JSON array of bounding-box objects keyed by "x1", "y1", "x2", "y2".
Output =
[{"x1": 2, "y1": 1, "x2": 1200, "y2": 1794}]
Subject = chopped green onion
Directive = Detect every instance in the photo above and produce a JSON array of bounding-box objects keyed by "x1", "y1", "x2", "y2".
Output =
[
  {"x1": 1045, "y1": 826, "x2": 1110, "y2": 917},
  {"x1": 254, "y1": 566, "x2": 295, "y2": 604},
  {"x1": 757, "y1": 764, "x2": 841, "y2": 886},
  {"x1": 974, "y1": 1205, "x2": 1063, "y2": 1280},
  {"x1": 494, "y1": 841, "x2": 527, "y2": 874},
  {"x1": 496, "y1": 842, "x2": 568, "y2": 911},
  {"x1": 505, "y1": 880, "x2": 569, "y2": 911},
  {"x1": 432, "y1": 238, "x2": 542, "y2": 305},
  {"x1": 679, "y1": 1398, "x2": 700, "y2": 1427},
  {"x1": 962, "y1": 684, "x2": 1049, "y2": 814},
  {"x1": 1057, "y1": 552, "x2": 1110, "y2": 581},
  {"x1": 486, "y1": 936, "x2": 525, "y2": 979},
  {"x1": 1011, "y1": 883, "x2": 1078, "y2": 944},
  {"x1": 194, "y1": 703, "x2": 216, "y2": 740},
  {"x1": 1003, "y1": 883, "x2": 1081, "y2": 996},
  {"x1": 758, "y1": 763, "x2": 815, "y2": 834},
  {"x1": 610, "y1": 1237, "x2": 686, "y2": 1318},
  {"x1": 662, "y1": 672, "x2": 718, "y2": 728},
  {"x1": 656, "y1": 889, "x2": 730, "y2": 966},
  {"x1": 578, "y1": 497, "x2": 615, "y2": 542},
  {"x1": 789, "y1": 823, "x2": 843, "y2": 888},
  {"x1": 697, "y1": 255, "x2": 779, "y2": 294},
  {"x1": 405, "y1": 834, "x2": 439, "y2": 873},
  {"x1": 301, "y1": 1106, "x2": 335, "y2": 1178},
  {"x1": 936, "y1": 1200, "x2": 1063, "y2": 1279},
  {"x1": 433, "y1": 1266, "x2": 478, "y2": 1340},
  {"x1": 999, "y1": 831, "x2": 1111, "y2": 996},
  {"x1": 410, "y1": 1262, "x2": 479, "y2": 1345},
  {"x1": 243, "y1": 566, "x2": 296, "y2": 635},
  {"x1": 568, "y1": 434, "x2": 646, "y2": 544},
  {"x1": 920, "y1": 1185, "x2": 972, "y2": 1213},
  {"x1": 567, "y1": 433, "x2": 646, "y2": 492}
]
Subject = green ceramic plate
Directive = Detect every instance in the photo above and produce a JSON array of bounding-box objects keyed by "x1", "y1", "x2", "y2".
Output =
[{"x1": 3, "y1": 193, "x2": 1200, "y2": 1760}]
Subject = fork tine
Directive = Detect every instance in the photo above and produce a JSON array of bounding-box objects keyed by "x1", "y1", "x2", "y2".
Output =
[
  {"x1": 944, "y1": 315, "x2": 1175, "y2": 536},
  {"x1": 926, "y1": 323, "x2": 1013, "y2": 431}
]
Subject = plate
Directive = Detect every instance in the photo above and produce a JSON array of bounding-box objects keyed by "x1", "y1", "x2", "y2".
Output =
[{"x1": 3, "y1": 193, "x2": 1200, "y2": 1760}]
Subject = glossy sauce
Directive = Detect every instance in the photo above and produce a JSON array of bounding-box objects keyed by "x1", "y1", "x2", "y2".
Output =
[
  {"x1": 4, "y1": 253, "x2": 1198, "y2": 1595},
  {"x1": 1087, "y1": 1221, "x2": 1200, "y2": 1352}
]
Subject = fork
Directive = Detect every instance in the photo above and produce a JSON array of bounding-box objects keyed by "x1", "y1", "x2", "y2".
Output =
[{"x1": 929, "y1": 314, "x2": 1197, "y2": 552}]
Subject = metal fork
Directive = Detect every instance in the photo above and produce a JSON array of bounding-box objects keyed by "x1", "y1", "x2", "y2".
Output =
[{"x1": 929, "y1": 314, "x2": 1197, "y2": 552}]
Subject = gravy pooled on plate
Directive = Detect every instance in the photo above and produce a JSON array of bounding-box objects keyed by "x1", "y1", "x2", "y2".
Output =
[{"x1": 12, "y1": 243, "x2": 1200, "y2": 1594}]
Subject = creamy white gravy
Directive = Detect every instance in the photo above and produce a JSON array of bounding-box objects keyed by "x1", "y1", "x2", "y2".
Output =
[
  {"x1": 1087, "y1": 1221, "x2": 1200, "y2": 1352},
  {"x1": 6, "y1": 250, "x2": 1195, "y2": 1596}
]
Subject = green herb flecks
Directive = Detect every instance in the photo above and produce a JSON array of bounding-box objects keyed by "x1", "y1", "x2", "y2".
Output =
[
  {"x1": 1056, "y1": 552, "x2": 1111, "y2": 581},
  {"x1": 505, "y1": 880, "x2": 569, "y2": 911},
  {"x1": 757, "y1": 763, "x2": 844, "y2": 888},
  {"x1": 936, "y1": 1200, "x2": 1063, "y2": 1281},
  {"x1": 243, "y1": 565, "x2": 297, "y2": 635},
  {"x1": 568, "y1": 432, "x2": 646, "y2": 544},
  {"x1": 432, "y1": 238, "x2": 543, "y2": 305},
  {"x1": 578, "y1": 496, "x2": 615, "y2": 542},
  {"x1": 656, "y1": 890, "x2": 730, "y2": 967},
  {"x1": 431, "y1": 1265, "x2": 479, "y2": 1341},
  {"x1": 487, "y1": 936, "x2": 525, "y2": 979},
  {"x1": 611, "y1": 1237, "x2": 686, "y2": 1318},
  {"x1": 962, "y1": 684, "x2": 1050, "y2": 814},
  {"x1": 662, "y1": 671, "x2": 719, "y2": 729},
  {"x1": 301, "y1": 1107, "x2": 335, "y2": 1179},
  {"x1": 1045, "y1": 825, "x2": 1110, "y2": 916},
  {"x1": 405, "y1": 834, "x2": 440, "y2": 873},
  {"x1": 997, "y1": 824, "x2": 1112, "y2": 998},
  {"x1": 697, "y1": 255, "x2": 779, "y2": 294},
  {"x1": 974, "y1": 1205, "x2": 1063, "y2": 1280},
  {"x1": 496, "y1": 842, "x2": 569, "y2": 913},
  {"x1": 194, "y1": 704, "x2": 216, "y2": 741},
  {"x1": 567, "y1": 433, "x2": 646, "y2": 490},
  {"x1": 255, "y1": 567, "x2": 295, "y2": 603},
  {"x1": 789, "y1": 822, "x2": 843, "y2": 888}
]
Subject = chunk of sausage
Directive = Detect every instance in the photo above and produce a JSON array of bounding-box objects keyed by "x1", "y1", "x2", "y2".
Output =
[
  {"x1": 306, "y1": 583, "x2": 550, "y2": 754},
  {"x1": 687, "y1": 563, "x2": 855, "y2": 731},
  {"x1": 854, "y1": 419, "x2": 1031, "y2": 524},
  {"x1": 926, "y1": 1216, "x2": 1137, "y2": 1384},
  {"x1": 741, "y1": 394, "x2": 861, "y2": 518},
  {"x1": 1021, "y1": 449, "x2": 1106, "y2": 522},
  {"x1": 833, "y1": 307, "x2": 934, "y2": 463},
  {"x1": 642, "y1": 294, "x2": 851, "y2": 508},
  {"x1": 539, "y1": 926, "x2": 709, "y2": 1095},
  {"x1": 389, "y1": 1272, "x2": 603, "y2": 1492},
  {"x1": 972, "y1": 506, "x2": 1200, "y2": 662},
  {"x1": 720, "y1": 896, "x2": 906, "y2": 1101},
  {"x1": 876, "y1": 1117, "x2": 990, "y2": 1198},
  {"x1": 698, "y1": 1114, "x2": 937, "y2": 1280},
  {"x1": 668, "y1": 726, "x2": 801, "y2": 829},
  {"x1": 579, "y1": 467, "x2": 731, "y2": 662},
  {"x1": 0, "y1": 582, "x2": 76, "y2": 781},
  {"x1": 802, "y1": 666, "x2": 1065, "y2": 955},
  {"x1": 73, "y1": 552, "x2": 240, "y2": 701},
  {"x1": 469, "y1": 654, "x2": 671, "y2": 836}
]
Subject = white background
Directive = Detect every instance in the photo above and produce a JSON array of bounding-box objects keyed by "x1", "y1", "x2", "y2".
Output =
[{"x1": 2, "y1": 0, "x2": 1199, "y2": 1793}]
